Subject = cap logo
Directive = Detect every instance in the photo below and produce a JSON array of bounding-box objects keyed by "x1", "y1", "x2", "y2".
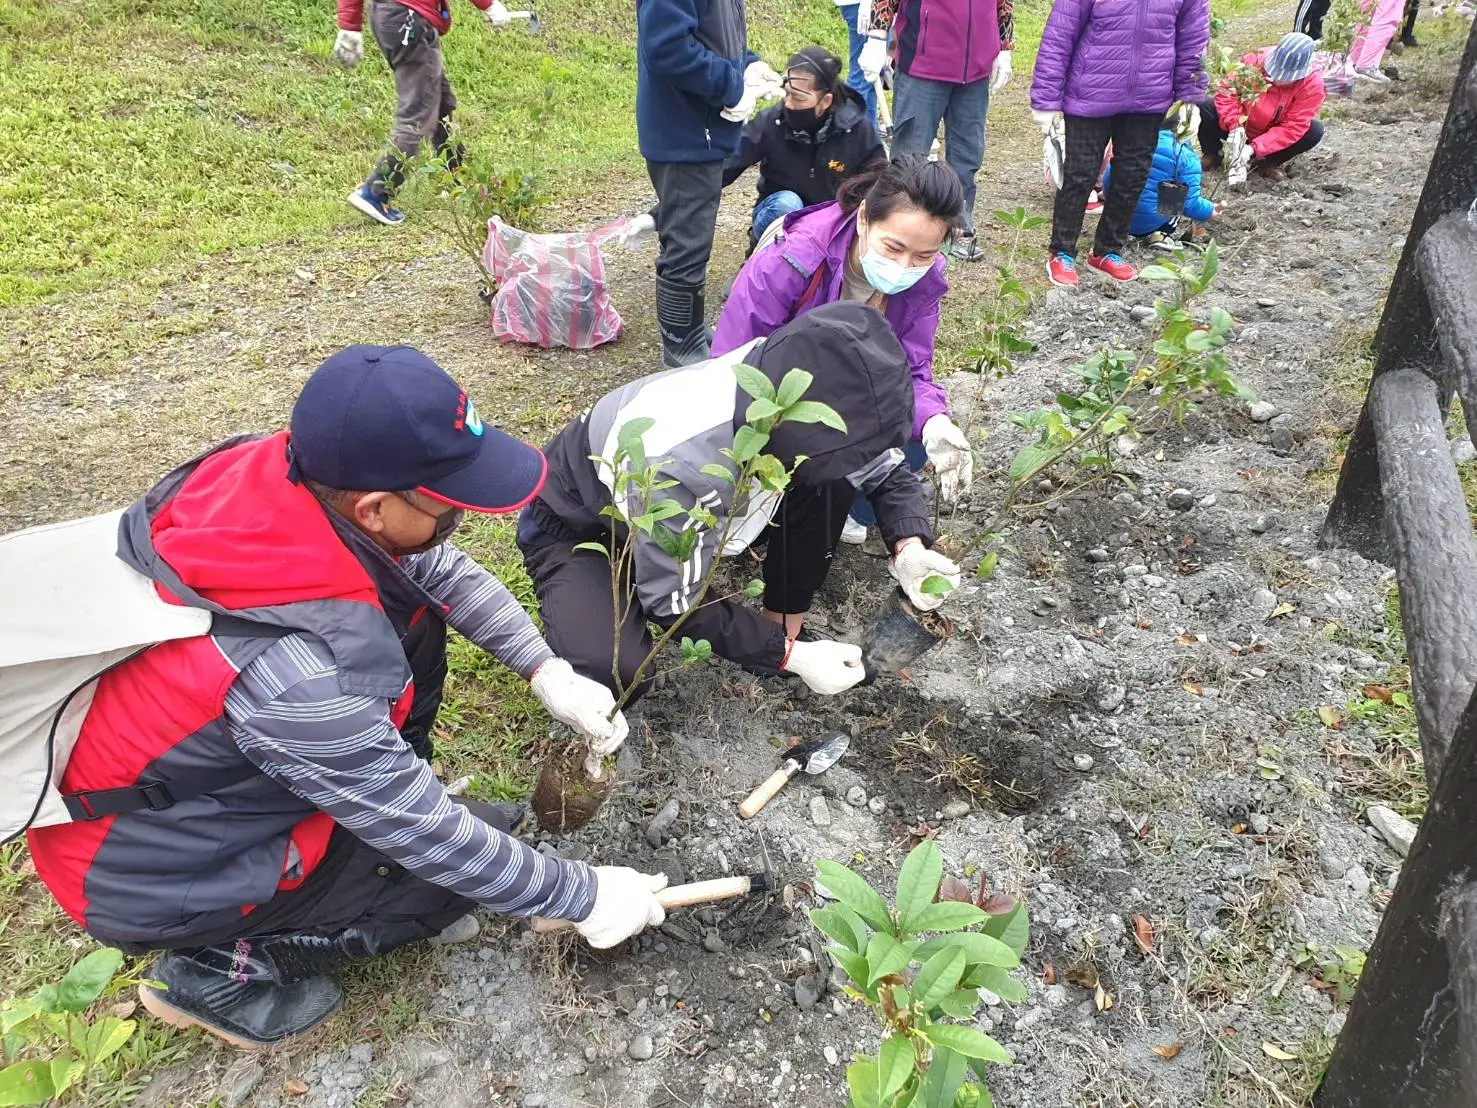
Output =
[
  {"x1": 465, "y1": 401, "x2": 484, "y2": 436},
  {"x1": 452, "y1": 389, "x2": 483, "y2": 435}
]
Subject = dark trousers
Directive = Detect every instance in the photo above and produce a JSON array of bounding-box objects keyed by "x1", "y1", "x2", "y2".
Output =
[
  {"x1": 646, "y1": 160, "x2": 725, "y2": 287},
  {"x1": 1294, "y1": 0, "x2": 1332, "y2": 36},
  {"x1": 1050, "y1": 112, "x2": 1161, "y2": 258},
  {"x1": 517, "y1": 482, "x2": 850, "y2": 699},
  {"x1": 1401, "y1": 0, "x2": 1419, "y2": 40},
  {"x1": 366, "y1": 0, "x2": 460, "y2": 198},
  {"x1": 1197, "y1": 100, "x2": 1325, "y2": 168}
]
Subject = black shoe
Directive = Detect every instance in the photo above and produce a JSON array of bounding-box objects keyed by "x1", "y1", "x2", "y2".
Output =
[
  {"x1": 947, "y1": 233, "x2": 985, "y2": 263},
  {"x1": 656, "y1": 277, "x2": 712, "y2": 368},
  {"x1": 1400, "y1": 30, "x2": 1419, "y2": 46},
  {"x1": 139, "y1": 950, "x2": 343, "y2": 1049}
]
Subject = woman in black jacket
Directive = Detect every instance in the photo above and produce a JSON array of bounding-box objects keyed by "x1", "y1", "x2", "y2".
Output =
[{"x1": 723, "y1": 47, "x2": 888, "y2": 248}]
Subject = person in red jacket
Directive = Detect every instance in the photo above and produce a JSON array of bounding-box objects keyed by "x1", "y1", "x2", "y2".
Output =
[
  {"x1": 332, "y1": 0, "x2": 514, "y2": 226},
  {"x1": 1197, "y1": 32, "x2": 1326, "y2": 183}
]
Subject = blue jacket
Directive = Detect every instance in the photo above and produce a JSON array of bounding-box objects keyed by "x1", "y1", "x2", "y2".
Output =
[
  {"x1": 1104, "y1": 130, "x2": 1216, "y2": 237},
  {"x1": 636, "y1": 0, "x2": 756, "y2": 163}
]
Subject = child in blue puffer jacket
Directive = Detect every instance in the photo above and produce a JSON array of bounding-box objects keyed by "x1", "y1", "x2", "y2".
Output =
[{"x1": 1103, "y1": 116, "x2": 1220, "y2": 252}]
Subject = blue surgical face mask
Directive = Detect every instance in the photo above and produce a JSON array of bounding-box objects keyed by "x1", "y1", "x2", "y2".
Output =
[{"x1": 856, "y1": 219, "x2": 932, "y2": 295}]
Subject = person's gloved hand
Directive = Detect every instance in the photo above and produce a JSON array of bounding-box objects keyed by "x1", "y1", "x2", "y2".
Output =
[
  {"x1": 332, "y1": 28, "x2": 365, "y2": 66},
  {"x1": 575, "y1": 868, "x2": 668, "y2": 948},
  {"x1": 781, "y1": 638, "x2": 866, "y2": 695},
  {"x1": 616, "y1": 212, "x2": 656, "y2": 247},
  {"x1": 989, "y1": 50, "x2": 1013, "y2": 93},
  {"x1": 921, "y1": 414, "x2": 974, "y2": 504},
  {"x1": 721, "y1": 84, "x2": 759, "y2": 122},
  {"x1": 745, "y1": 59, "x2": 784, "y2": 99},
  {"x1": 484, "y1": 0, "x2": 513, "y2": 26},
  {"x1": 530, "y1": 658, "x2": 630, "y2": 756},
  {"x1": 890, "y1": 541, "x2": 963, "y2": 612},
  {"x1": 1032, "y1": 109, "x2": 1063, "y2": 136},
  {"x1": 1228, "y1": 128, "x2": 1252, "y2": 184},
  {"x1": 1172, "y1": 100, "x2": 1201, "y2": 141},
  {"x1": 858, "y1": 33, "x2": 888, "y2": 84}
]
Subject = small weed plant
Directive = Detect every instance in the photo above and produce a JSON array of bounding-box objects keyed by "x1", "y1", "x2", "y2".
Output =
[
  {"x1": 963, "y1": 208, "x2": 1045, "y2": 381},
  {"x1": 1, "y1": 948, "x2": 147, "y2": 1106},
  {"x1": 812, "y1": 840, "x2": 1029, "y2": 1108}
]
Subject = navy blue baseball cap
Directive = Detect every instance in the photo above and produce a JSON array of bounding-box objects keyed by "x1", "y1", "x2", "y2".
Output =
[{"x1": 288, "y1": 345, "x2": 546, "y2": 513}]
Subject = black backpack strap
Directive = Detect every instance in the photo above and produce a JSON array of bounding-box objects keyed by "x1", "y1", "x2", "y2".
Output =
[{"x1": 61, "y1": 614, "x2": 294, "y2": 823}]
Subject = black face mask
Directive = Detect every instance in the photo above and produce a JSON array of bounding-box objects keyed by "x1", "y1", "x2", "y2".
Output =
[
  {"x1": 392, "y1": 505, "x2": 464, "y2": 557},
  {"x1": 783, "y1": 105, "x2": 823, "y2": 132}
]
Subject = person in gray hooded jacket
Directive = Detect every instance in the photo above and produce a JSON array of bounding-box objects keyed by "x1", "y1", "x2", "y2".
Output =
[{"x1": 516, "y1": 302, "x2": 961, "y2": 699}]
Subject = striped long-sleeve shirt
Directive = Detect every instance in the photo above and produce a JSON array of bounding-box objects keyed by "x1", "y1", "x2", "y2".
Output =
[{"x1": 223, "y1": 542, "x2": 596, "y2": 922}]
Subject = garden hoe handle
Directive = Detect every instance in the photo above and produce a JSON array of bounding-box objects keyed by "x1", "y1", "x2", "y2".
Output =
[
  {"x1": 529, "y1": 876, "x2": 759, "y2": 934},
  {"x1": 873, "y1": 77, "x2": 892, "y2": 132},
  {"x1": 737, "y1": 758, "x2": 801, "y2": 820}
]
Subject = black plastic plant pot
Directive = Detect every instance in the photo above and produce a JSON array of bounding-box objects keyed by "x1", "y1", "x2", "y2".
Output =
[{"x1": 860, "y1": 589, "x2": 948, "y2": 682}]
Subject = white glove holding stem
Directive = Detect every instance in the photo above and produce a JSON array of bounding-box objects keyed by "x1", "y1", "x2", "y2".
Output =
[
  {"x1": 891, "y1": 541, "x2": 962, "y2": 612},
  {"x1": 1172, "y1": 100, "x2": 1200, "y2": 142},
  {"x1": 530, "y1": 658, "x2": 629, "y2": 756},
  {"x1": 989, "y1": 50, "x2": 1013, "y2": 93},
  {"x1": 1032, "y1": 109, "x2": 1063, "y2": 136},
  {"x1": 575, "y1": 868, "x2": 668, "y2": 948},
  {"x1": 332, "y1": 28, "x2": 365, "y2": 66},
  {"x1": 782, "y1": 638, "x2": 866, "y2": 695},
  {"x1": 858, "y1": 33, "x2": 888, "y2": 84},
  {"x1": 485, "y1": 0, "x2": 513, "y2": 26},
  {"x1": 921, "y1": 414, "x2": 974, "y2": 504}
]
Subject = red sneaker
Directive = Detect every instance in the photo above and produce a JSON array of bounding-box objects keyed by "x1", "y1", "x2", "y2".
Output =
[
  {"x1": 1086, "y1": 252, "x2": 1137, "y2": 281},
  {"x1": 1047, "y1": 252, "x2": 1079, "y2": 288},
  {"x1": 1085, "y1": 190, "x2": 1104, "y2": 214}
]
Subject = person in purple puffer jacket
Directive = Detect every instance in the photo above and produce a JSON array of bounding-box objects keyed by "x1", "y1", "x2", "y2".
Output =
[
  {"x1": 1030, "y1": 0, "x2": 1211, "y2": 287},
  {"x1": 712, "y1": 156, "x2": 974, "y2": 544}
]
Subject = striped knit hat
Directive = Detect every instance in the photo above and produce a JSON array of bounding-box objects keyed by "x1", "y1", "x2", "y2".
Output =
[{"x1": 1265, "y1": 32, "x2": 1317, "y2": 82}]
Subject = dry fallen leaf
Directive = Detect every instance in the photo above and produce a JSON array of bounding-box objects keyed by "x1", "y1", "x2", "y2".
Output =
[
  {"x1": 1317, "y1": 706, "x2": 1344, "y2": 729},
  {"x1": 1184, "y1": 683, "x2": 1203, "y2": 696},
  {"x1": 1230, "y1": 822, "x2": 1248, "y2": 835},
  {"x1": 110, "y1": 1000, "x2": 137, "y2": 1020},
  {"x1": 1362, "y1": 684, "x2": 1393, "y2": 703},
  {"x1": 1095, "y1": 983, "x2": 1114, "y2": 1012},
  {"x1": 1043, "y1": 963, "x2": 1057, "y2": 986},
  {"x1": 285, "y1": 1079, "x2": 309, "y2": 1097},
  {"x1": 1261, "y1": 1043, "x2": 1298, "y2": 1061},
  {"x1": 1152, "y1": 1043, "x2": 1185, "y2": 1061},
  {"x1": 1132, "y1": 915, "x2": 1155, "y2": 956},
  {"x1": 1270, "y1": 602, "x2": 1296, "y2": 619},
  {"x1": 1177, "y1": 633, "x2": 1198, "y2": 646},
  {"x1": 1066, "y1": 961, "x2": 1100, "y2": 989}
]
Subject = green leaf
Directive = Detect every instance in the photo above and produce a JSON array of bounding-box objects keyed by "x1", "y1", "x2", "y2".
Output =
[
  {"x1": 571, "y1": 541, "x2": 609, "y2": 557},
  {"x1": 742, "y1": 578, "x2": 765, "y2": 599},
  {"x1": 1139, "y1": 264, "x2": 1178, "y2": 282},
  {"x1": 982, "y1": 903, "x2": 1030, "y2": 957},
  {"x1": 1184, "y1": 329, "x2": 1216, "y2": 352},
  {"x1": 81, "y1": 1016, "x2": 134, "y2": 1067},
  {"x1": 49, "y1": 1057, "x2": 85, "y2": 1098},
  {"x1": 700, "y1": 462, "x2": 735, "y2": 484},
  {"x1": 1007, "y1": 442, "x2": 1058, "y2": 485},
  {"x1": 895, "y1": 840, "x2": 943, "y2": 932},
  {"x1": 730, "y1": 425, "x2": 770, "y2": 464},
  {"x1": 937, "y1": 988, "x2": 981, "y2": 1019},
  {"x1": 812, "y1": 906, "x2": 865, "y2": 955},
  {"x1": 962, "y1": 963, "x2": 1028, "y2": 1003},
  {"x1": 56, "y1": 949, "x2": 124, "y2": 1013},
  {"x1": 828, "y1": 946, "x2": 870, "y2": 991},
  {"x1": 914, "y1": 931, "x2": 1019, "y2": 969},
  {"x1": 675, "y1": 528, "x2": 699, "y2": 561},
  {"x1": 879, "y1": 1034, "x2": 915, "y2": 1100},
  {"x1": 0, "y1": 997, "x2": 47, "y2": 1038},
  {"x1": 974, "y1": 552, "x2": 999, "y2": 579},
  {"x1": 776, "y1": 368, "x2": 814, "y2": 408},
  {"x1": 911, "y1": 901, "x2": 990, "y2": 933},
  {"x1": 923, "y1": 1025, "x2": 1012, "y2": 1066},
  {"x1": 746, "y1": 397, "x2": 784, "y2": 423},
  {"x1": 866, "y1": 933, "x2": 915, "y2": 985},
  {"x1": 815, "y1": 860, "x2": 894, "y2": 933},
  {"x1": 847, "y1": 1057, "x2": 886, "y2": 1108},
  {"x1": 0, "y1": 1060, "x2": 55, "y2": 1106},
  {"x1": 650, "y1": 527, "x2": 681, "y2": 557},
  {"x1": 616, "y1": 417, "x2": 656, "y2": 451},
  {"x1": 914, "y1": 1045, "x2": 969, "y2": 1108},
  {"x1": 914, "y1": 948, "x2": 967, "y2": 1009},
  {"x1": 918, "y1": 574, "x2": 955, "y2": 597},
  {"x1": 780, "y1": 400, "x2": 847, "y2": 433},
  {"x1": 733, "y1": 362, "x2": 777, "y2": 403}
]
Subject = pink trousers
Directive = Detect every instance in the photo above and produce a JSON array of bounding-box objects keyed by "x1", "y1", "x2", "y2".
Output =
[{"x1": 1349, "y1": 0, "x2": 1405, "y2": 68}]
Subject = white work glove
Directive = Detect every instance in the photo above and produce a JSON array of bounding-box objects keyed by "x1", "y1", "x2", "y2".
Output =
[
  {"x1": 484, "y1": 0, "x2": 512, "y2": 26},
  {"x1": 332, "y1": 28, "x2": 365, "y2": 67},
  {"x1": 1032, "y1": 109, "x2": 1063, "y2": 136},
  {"x1": 890, "y1": 542, "x2": 963, "y2": 613},
  {"x1": 745, "y1": 59, "x2": 784, "y2": 99},
  {"x1": 721, "y1": 84, "x2": 759, "y2": 122},
  {"x1": 575, "y1": 868, "x2": 668, "y2": 948},
  {"x1": 615, "y1": 212, "x2": 656, "y2": 247},
  {"x1": 781, "y1": 638, "x2": 866, "y2": 695},
  {"x1": 530, "y1": 658, "x2": 630, "y2": 756},
  {"x1": 989, "y1": 50, "x2": 1013, "y2": 93},
  {"x1": 921, "y1": 414, "x2": 974, "y2": 504},
  {"x1": 1172, "y1": 101, "x2": 1201, "y2": 141},
  {"x1": 858, "y1": 33, "x2": 888, "y2": 84}
]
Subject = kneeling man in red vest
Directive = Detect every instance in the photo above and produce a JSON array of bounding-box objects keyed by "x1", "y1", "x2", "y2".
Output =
[{"x1": 22, "y1": 346, "x2": 667, "y2": 1048}]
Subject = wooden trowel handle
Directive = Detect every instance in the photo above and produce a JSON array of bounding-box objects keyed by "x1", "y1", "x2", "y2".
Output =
[
  {"x1": 738, "y1": 761, "x2": 799, "y2": 820},
  {"x1": 530, "y1": 875, "x2": 756, "y2": 934}
]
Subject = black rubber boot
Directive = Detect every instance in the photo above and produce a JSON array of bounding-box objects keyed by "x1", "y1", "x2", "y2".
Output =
[
  {"x1": 139, "y1": 948, "x2": 343, "y2": 1049},
  {"x1": 656, "y1": 277, "x2": 712, "y2": 368}
]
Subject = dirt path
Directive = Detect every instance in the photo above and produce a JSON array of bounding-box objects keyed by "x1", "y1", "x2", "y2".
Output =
[{"x1": 4, "y1": 7, "x2": 1471, "y2": 1107}]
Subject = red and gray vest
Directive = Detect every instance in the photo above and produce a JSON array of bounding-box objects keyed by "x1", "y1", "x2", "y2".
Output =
[{"x1": 26, "y1": 435, "x2": 440, "y2": 945}]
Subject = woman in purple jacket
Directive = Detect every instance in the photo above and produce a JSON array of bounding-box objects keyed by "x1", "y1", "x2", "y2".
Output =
[
  {"x1": 1030, "y1": 0, "x2": 1211, "y2": 288},
  {"x1": 712, "y1": 156, "x2": 974, "y2": 544}
]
